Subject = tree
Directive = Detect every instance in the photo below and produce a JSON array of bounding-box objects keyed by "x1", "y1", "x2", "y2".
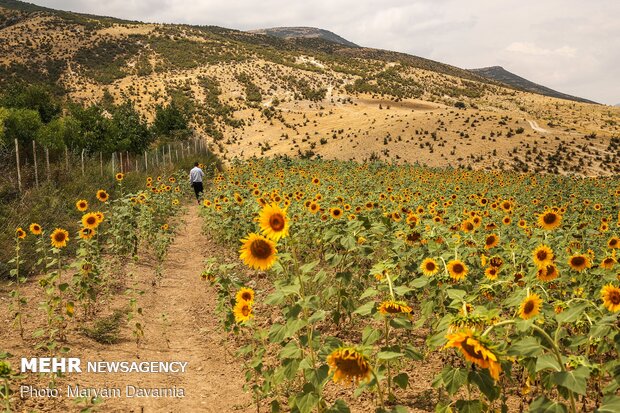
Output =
[
  {"x1": 0, "y1": 83, "x2": 61, "y2": 123},
  {"x1": 3, "y1": 108, "x2": 42, "y2": 148},
  {"x1": 36, "y1": 116, "x2": 81, "y2": 150},
  {"x1": 109, "y1": 102, "x2": 152, "y2": 153},
  {"x1": 152, "y1": 102, "x2": 191, "y2": 142}
]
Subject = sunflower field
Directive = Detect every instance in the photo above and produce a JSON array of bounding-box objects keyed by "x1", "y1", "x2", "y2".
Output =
[{"x1": 201, "y1": 158, "x2": 620, "y2": 413}]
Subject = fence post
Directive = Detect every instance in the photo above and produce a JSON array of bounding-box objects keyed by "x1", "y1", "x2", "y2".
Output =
[
  {"x1": 135, "y1": 159, "x2": 138, "y2": 172},
  {"x1": 155, "y1": 149, "x2": 159, "y2": 166},
  {"x1": 32, "y1": 140, "x2": 39, "y2": 188},
  {"x1": 45, "y1": 146, "x2": 50, "y2": 182},
  {"x1": 100, "y1": 152, "x2": 103, "y2": 176},
  {"x1": 144, "y1": 150, "x2": 148, "y2": 173},
  {"x1": 112, "y1": 152, "x2": 115, "y2": 174},
  {"x1": 119, "y1": 151, "x2": 123, "y2": 174},
  {"x1": 81, "y1": 149, "x2": 85, "y2": 177},
  {"x1": 126, "y1": 151, "x2": 130, "y2": 172},
  {"x1": 15, "y1": 139, "x2": 22, "y2": 194},
  {"x1": 65, "y1": 146, "x2": 69, "y2": 171}
]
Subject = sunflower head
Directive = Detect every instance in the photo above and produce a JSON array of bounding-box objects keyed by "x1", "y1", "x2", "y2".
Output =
[
  {"x1": 239, "y1": 233, "x2": 277, "y2": 271},
  {"x1": 76, "y1": 199, "x2": 88, "y2": 211},
  {"x1": 326, "y1": 347, "x2": 372, "y2": 385},
  {"x1": 29, "y1": 223, "x2": 42, "y2": 235},
  {"x1": 484, "y1": 234, "x2": 499, "y2": 249},
  {"x1": 259, "y1": 203, "x2": 289, "y2": 241},
  {"x1": 96, "y1": 190, "x2": 109, "y2": 202},
  {"x1": 330, "y1": 207, "x2": 343, "y2": 219},
  {"x1": 15, "y1": 227, "x2": 26, "y2": 240},
  {"x1": 601, "y1": 284, "x2": 620, "y2": 312},
  {"x1": 538, "y1": 211, "x2": 562, "y2": 230},
  {"x1": 115, "y1": 172, "x2": 124, "y2": 181},
  {"x1": 50, "y1": 228, "x2": 69, "y2": 249},
  {"x1": 568, "y1": 254, "x2": 590, "y2": 272},
  {"x1": 519, "y1": 293, "x2": 542, "y2": 320},
  {"x1": 537, "y1": 264, "x2": 559, "y2": 282},
  {"x1": 445, "y1": 329, "x2": 501, "y2": 381},
  {"x1": 79, "y1": 227, "x2": 95, "y2": 240},
  {"x1": 235, "y1": 287, "x2": 255, "y2": 304},
  {"x1": 447, "y1": 260, "x2": 468, "y2": 281},
  {"x1": 420, "y1": 258, "x2": 439, "y2": 276},
  {"x1": 532, "y1": 245, "x2": 554, "y2": 268},
  {"x1": 378, "y1": 300, "x2": 412, "y2": 316},
  {"x1": 81, "y1": 213, "x2": 100, "y2": 230},
  {"x1": 233, "y1": 300, "x2": 254, "y2": 323}
]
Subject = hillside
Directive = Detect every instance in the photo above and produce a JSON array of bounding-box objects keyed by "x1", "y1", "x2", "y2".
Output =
[
  {"x1": 470, "y1": 66, "x2": 595, "y2": 104},
  {"x1": 248, "y1": 26, "x2": 359, "y2": 48},
  {"x1": 0, "y1": 0, "x2": 619, "y2": 176}
]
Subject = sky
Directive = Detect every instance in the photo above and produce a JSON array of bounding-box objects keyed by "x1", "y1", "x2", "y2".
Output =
[{"x1": 30, "y1": 0, "x2": 620, "y2": 105}]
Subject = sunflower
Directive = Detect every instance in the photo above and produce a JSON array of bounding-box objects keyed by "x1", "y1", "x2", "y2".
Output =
[
  {"x1": 608, "y1": 236, "x2": 620, "y2": 249},
  {"x1": 378, "y1": 300, "x2": 412, "y2": 316},
  {"x1": 94, "y1": 212, "x2": 105, "y2": 223},
  {"x1": 532, "y1": 245, "x2": 554, "y2": 268},
  {"x1": 538, "y1": 211, "x2": 562, "y2": 230},
  {"x1": 502, "y1": 216, "x2": 511, "y2": 225},
  {"x1": 568, "y1": 254, "x2": 590, "y2": 271},
  {"x1": 600, "y1": 256, "x2": 616, "y2": 270},
  {"x1": 461, "y1": 220, "x2": 475, "y2": 232},
  {"x1": 485, "y1": 266, "x2": 499, "y2": 280},
  {"x1": 309, "y1": 202, "x2": 320, "y2": 214},
  {"x1": 601, "y1": 284, "x2": 620, "y2": 312},
  {"x1": 76, "y1": 199, "x2": 88, "y2": 211},
  {"x1": 259, "y1": 203, "x2": 289, "y2": 241},
  {"x1": 115, "y1": 172, "x2": 124, "y2": 181},
  {"x1": 29, "y1": 223, "x2": 42, "y2": 235},
  {"x1": 79, "y1": 227, "x2": 95, "y2": 240},
  {"x1": 519, "y1": 293, "x2": 542, "y2": 320},
  {"x1": 420, "y1": 258, "x2": 439, "y2": 276},
  {"x1": 81, "y1": 213, "x2": 100, "y2": 230},
  {"x1": 50, "y1": 228, "x2": 69, "y2": 248},
  {"x1": 537, "y1": 264, "x2": 559, "y2": 282},
  {"x1": 15, "y1": 227, "x2": 26, "y2": 239},
  {"x1": 444, "y1": 329, "x2": 501, "y2": 380},
  {"x1": 330, "y1": 207, "x2": 344, "y2": 219},
  {"x1": 233, "y1": 300, "x2": 254, "y2": 323},
  {"x1": 326, "y1": 347, "x2": 372, "y2": 385},
  {"x1": 484, "y1": 234, "x2": 499, "y2": 249},
  {"x1": 235, "y1": 287, "x2": 255, "y2": 304},
  {"x1": 96, "y1": 190, "x2": 109, "y2": 202},
  {"x1": 447, "y1": 260, "x2": 468, "y2": 281},
  {"x1": 239, "y1": 233, "x2": 277, "y2": 271}
]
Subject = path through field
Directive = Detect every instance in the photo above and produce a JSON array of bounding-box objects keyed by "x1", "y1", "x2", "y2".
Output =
[
  {"x1": 527, "y1": 119, "x2": 548, "y2": 133},
  {"x1": 1, "y1": 204, "x2": 252, "y2": 413},
  {"x1": 125, "y1": 203, "x2": 252, "y2": 412}
]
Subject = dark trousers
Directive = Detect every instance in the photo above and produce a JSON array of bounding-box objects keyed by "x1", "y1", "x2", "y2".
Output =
[{"x1": 192, "y1": 182, "x2": 204, "y2": 200}]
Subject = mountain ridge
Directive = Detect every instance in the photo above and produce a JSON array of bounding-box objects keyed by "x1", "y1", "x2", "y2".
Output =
[
  {"x1": 470, "y1": 65, "x2": 596, "y2": 104},
  {"x1": 248, "y1": 26, "x2": 359, "y2": 48}
]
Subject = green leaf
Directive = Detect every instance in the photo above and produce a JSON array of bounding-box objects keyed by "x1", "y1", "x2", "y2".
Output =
[
  {"x1": 353, "y1": 301, "x2": 376, "y2": 316},
  {"x1": 393, "y1": 285, "x2": 413, "y2": 296},
  {"x1": 441, "y1": 367, "x2": 468, "y2": 395},
  {"x1": 508, "y1": 336, "x2": 543, "y2": 357},
  {"x1": 410, "y1": 277, "x2": 429, "y2": 288},
  {"x1": 325, "y1": 399, "x2": 350, "y2": 413},
  {"x1": 279, "y1": 341, "x2": 302, "y2": 359},
  {"x1": 362, "y1": 326, "x2": 382, "y2": 346},
  {"x1": 468, "y1": 369, "x2": 499, "y2": 401},
  {"x1": 597, "y1": 395, "x2": 620, "y2": 413},
  {"x1": 376, "y1": 351, "x2": 403, "y2": 361},
  {"x1": 551, "y1": 366, "x2": 590, "y2": 396},
  {"x1": 299, "y1": 260, "x2": 320, "y2": 275},
  {"x1": 555, "y1": 303, "x2": 588, "y2": 323},
  {"x1": 393, "y1": 372, "x2": 409, "y2": 389},
  {"x1": 294, "y1": 390, "x2": 319, "y2": 413},
  {"x1": 389, "y1": 317, "x2": 413, "y2": 330},
  {"x1": 359, "y1": 287, "x2": 378, "y2": 300},
  {"x1": 455, "y1": 399, "x2": 484, "y2": 413},
  {"x1": 528, "y1": 396, "x2": 568, "y2": 413},
  {"x1": 265, "y1": 291, "x2": 285, "y2": 305},
  {"x1": 308, "y1": 310, "x2": 326, "y2": 324},
  {"x1": 535, "y1": 354, "x2": 562, "y2": 372},
  {"x1": 403, "y1": 344, "x2": 423, "y2": 360},
  {"x1": 446, "y1": 289, "x2": 466, "y2": 301}
]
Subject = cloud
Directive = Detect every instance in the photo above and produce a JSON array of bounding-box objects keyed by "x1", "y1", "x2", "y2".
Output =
[{"x1": 505, "y1": 42, "x2": 577, "y2": 58}]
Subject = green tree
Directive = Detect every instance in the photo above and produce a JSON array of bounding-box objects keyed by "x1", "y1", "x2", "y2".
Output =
[
  {"x1": 152, "y1": 102, "x2": 191, "y2": 142},
  {"x1": 0, "y1": 83, "x2": 61, "y2": 123},
  {"x1": 109, "y1": 102, "x2": 152, "y2": 153},
  {"x1": 36, "y1": 116, "x2": 81, "y2": 150},
  {"x1": 3, "y1": 108, "x2": 43, "y2": 148}
]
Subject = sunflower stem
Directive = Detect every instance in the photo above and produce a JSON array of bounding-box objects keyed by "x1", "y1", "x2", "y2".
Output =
[
  {"x1": 384, "y1": 317, "x2": 392, "y2": 399},
  {"x1": 371, "y1": 369, "x2": 385, "y2": 410}
]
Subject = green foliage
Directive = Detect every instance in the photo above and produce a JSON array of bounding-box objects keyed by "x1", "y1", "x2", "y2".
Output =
[
  {"x1": 0, "y1": 82, "x2": 61, "y2": 122},
  {"x1": 81, "y1": 310, "x2": 125, "y2": 344},
  {"x1": 152, "y1": 101, "x2": 191, "y2": 142},
  {"x1": 2, "y1": 107, "x2": 42, "y2": 147}
]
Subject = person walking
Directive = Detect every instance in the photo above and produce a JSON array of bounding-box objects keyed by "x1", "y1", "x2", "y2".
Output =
[{"x1": 189, "y1": 162, "x2": 205, "y2": 204}]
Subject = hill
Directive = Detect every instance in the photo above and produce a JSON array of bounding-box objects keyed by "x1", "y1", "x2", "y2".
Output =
[
  {"x1": 0, "y1": 0, "x2": 619, "y2": 176},
  {"x1": 470, "y1": 66, "x2": 596, "y2": 104},
  {"x1": 248, "y1": 26, "x2": 359, "y2": 48}
]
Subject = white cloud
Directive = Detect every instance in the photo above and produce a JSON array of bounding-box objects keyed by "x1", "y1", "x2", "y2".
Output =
[{"x1": 505, "y1": 42, "x2": 577, "y2": 58}]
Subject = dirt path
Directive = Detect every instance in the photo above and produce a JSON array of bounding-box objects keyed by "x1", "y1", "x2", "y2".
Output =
[
  {"x1": 527, "y1": 119, "x2": 548, "y2": 133},
  {"x1": 1, "y1": 204, "x2": 252, "y2": 412}
]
